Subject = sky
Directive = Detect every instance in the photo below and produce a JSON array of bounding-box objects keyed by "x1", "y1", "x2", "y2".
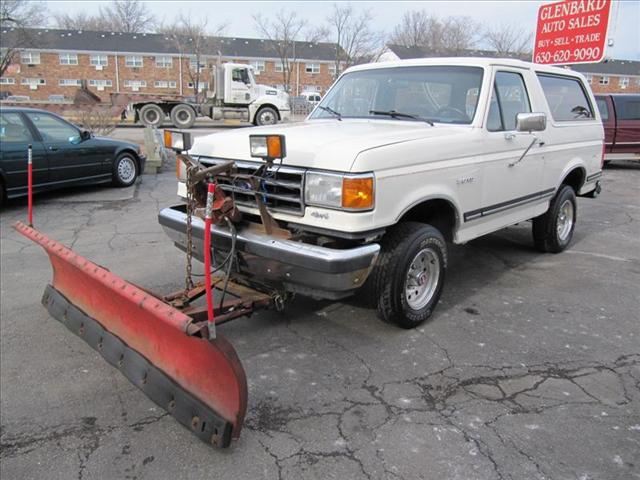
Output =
[{"x1": 44, "y1": 0, "x2": 640, "y2": 60}]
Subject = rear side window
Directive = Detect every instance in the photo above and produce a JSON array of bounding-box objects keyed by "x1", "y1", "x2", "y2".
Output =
[
  {"x1": 0, "y1": 112, "x2": 33, "y2": 143},
  {"x1": 537, "y1": 74, "x2": 594, "y2": 121},
  {"x1": 595, "y1": 98, "x2": 609, "y2": 121},
  {"x1": 613, "y1": 96, "x2": 640, "y2": 120}
]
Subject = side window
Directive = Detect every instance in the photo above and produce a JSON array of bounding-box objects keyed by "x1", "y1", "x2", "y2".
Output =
[
  {"x1": 537, "y1": 74, "x2": 594, "y2": 121},
  {"x1": 596, "y1": 98, "x2": 609, "y2": 121},
  {"x1": 26, "y1": 112, "x2": 78, "y2": 142},
  {"x1": 613, "y1": 96, "x2": 640, "y2": 120},
  {"x1": 486, "y1": 71, "x2": 531, "y2": 131},
  {"x1": 232, "y1": 68, "x2": 249, "y2": 84},
  {"x1": 0, "y1": 112, "x2": 33, "y2": 143}
]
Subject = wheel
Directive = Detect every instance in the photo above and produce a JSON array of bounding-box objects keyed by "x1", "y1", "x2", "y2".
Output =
[
  {"x1": 112, "y1": 153, "x2": 139, "y2": 187},
  {"x1": 532, "y1": 185, "x2": 577, "y2": 253},
  {"x1": 139, "y1": 104, "x2": 164, "y2": 128},
  {"x1": 255, "y1": 107, "x2": 278, "y2": 126},
  {"x1": 370, "y1": 222, "x2": 447, "y2": 328},
  {"x1": 170, "y1": 104, "x2": 196, "y2": 129}
]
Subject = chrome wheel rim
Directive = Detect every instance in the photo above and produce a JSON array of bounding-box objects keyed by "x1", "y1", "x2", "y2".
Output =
[
  {"x1": 259, "y1": 110, "x2": 276, "y2": 124},
  {"x1": 404, "y1": 247, "x2": 440, "y2": 310},
  {"x1": 117, "y1": 157, "x2": 136, "y2": 184},
  {"x1": 556, "y1": 199, "x2": 574, "y2": 242}
]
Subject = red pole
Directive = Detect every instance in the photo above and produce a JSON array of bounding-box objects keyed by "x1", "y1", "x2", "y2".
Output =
[
  {"x1": 203, "y1": 183, "x2": 216, "y2": 340},
  {"x1": 27, "y1": 144, "x2": 33, "y2": 226}
]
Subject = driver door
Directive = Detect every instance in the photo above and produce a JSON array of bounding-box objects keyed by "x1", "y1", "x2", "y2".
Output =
[
  {"x1": 228, "y1": 67, "x2": 253, "y2": 105},
  {"x1": 24, "y1": 112, "x2": 104, "y2": 184},
  {"x1": 474, "y1": 70, "x2": 547, "y2": 226}
]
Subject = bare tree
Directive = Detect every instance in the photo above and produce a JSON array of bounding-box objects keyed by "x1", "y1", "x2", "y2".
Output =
[
  {"x1": 100, "y1": 0, "x2": 155, "y2": 33},
  {"x1": 390, "y1": 11, "x2": 479, "y2": 54},
  {"x1": 253, "y1": 9, "x2": 307, "y2": 93},
  {"x1": 52, "y1": 12, "x2": 111, "y2": 31},
  {"x1": 484, "y1": 23, "x2": 533, "y2": 55},
  {"x1": 326, "y1": 4, "x2": 382, "y2": 77},
  {"x1": 160, "y1": 15, "x2": 226, "y2": 101},
  {"x1": 0, "y1": 0, "x2": 47, "y2": 76}
]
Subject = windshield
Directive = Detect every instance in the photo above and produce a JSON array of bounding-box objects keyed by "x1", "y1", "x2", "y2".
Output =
[{"x1": 310, "y1": 66, "x2": 484, "y2": 124}]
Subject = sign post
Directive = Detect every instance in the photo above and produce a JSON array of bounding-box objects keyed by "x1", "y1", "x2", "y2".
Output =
[
  {"x1": 533, "y1": 0, "x2": 613, "y2": 65},
  {"x1": 27, "y1": 144, "x2": 33, "y2": 226}
]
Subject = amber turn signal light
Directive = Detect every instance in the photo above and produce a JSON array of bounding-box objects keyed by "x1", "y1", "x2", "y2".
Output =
[{"x1": 342, "y1": 176, "x2": 374, "y2": 210}]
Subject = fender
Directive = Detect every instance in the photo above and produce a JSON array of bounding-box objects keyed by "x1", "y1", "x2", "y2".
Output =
[
  {"x1": 392, "y1": 188, "x2": 463, "y2": 237},
  {"x1": 557, "y1": 157, "x2": 587, "y2": 192}
]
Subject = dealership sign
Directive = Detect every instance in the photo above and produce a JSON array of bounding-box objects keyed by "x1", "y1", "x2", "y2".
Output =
[{"x1": 533, "y1": 0, "x2": 612, "y2": 65}]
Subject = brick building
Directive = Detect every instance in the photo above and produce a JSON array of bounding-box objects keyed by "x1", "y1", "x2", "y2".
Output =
[
  {"x1": 379, "y1": 45, "x2": 640, "y2": 94},
  {"x1": 0, "y1": 28, "x2": 343, "y2": 102}
]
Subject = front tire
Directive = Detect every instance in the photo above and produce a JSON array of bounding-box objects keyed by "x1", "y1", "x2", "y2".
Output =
[
  {"x1": 170, "y1": 104, "x2": 196, "y2": 129},
  {"x1": 112, "y1": 153, "x2": 139, "y2": 187},
  {"x1": 532, "y1": 185, "x2": 577, "y2": 253},
  {"x1": 254, "y1": 107, "x2": 278, "y2": 126},
  {"x1": 370, "y1": 222, "x2": 447, "y2": 328},
  {"x1": 139, "y1": 104, "x2": 165, "y2": 128}
]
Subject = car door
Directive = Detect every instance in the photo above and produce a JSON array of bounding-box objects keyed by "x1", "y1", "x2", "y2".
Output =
[
  {"x1": 474, "y1": 70, "x2": 545, "y2": 225},
  {"x1": 595, "y1": 96, "x2": 615, "y2": 153},
  {"x1": 23, "y1": 111, "x2": 104, "y2": 184},
  {"x1": 0, "y1": 111, "x2": 48, "y2": 197},
  {"x1": 227, "y1": 67, "x2": 253, "y2": 105},
  {"x1": 611, "y1": 95, "x2": 640, "y2": 155}
]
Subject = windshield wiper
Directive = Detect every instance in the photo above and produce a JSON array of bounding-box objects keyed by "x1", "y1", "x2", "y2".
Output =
[
  {"x1": 318, "y1": 105, "x2": 342, "y2": 121},
  {"x1": 369, "y1": 110, "x2": 434, "y2": 126}
]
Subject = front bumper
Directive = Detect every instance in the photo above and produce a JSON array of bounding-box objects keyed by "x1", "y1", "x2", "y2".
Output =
[{"x1": 158, "y1": 205, "x2": 380, "y2": 300}]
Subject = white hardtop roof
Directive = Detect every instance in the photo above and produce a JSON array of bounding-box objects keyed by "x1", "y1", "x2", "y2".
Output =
[{"x1": 345, "y1": 57, "x2": 584, "y2": 78}]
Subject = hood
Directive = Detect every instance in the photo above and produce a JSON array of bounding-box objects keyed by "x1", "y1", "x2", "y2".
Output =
[
  {"x1": 189, "y1": 119, "x2": 470, "y2": 172},
  {"x1": 92, "y1": 135, "x2": 138, "y2": 150}
]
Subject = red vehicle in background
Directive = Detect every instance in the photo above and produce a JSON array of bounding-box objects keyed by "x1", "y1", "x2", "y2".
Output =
[{"x1": 595, "y1": 94, "x2": 640, "y2": 164}]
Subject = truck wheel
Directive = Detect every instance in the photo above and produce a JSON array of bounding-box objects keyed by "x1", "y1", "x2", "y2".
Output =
[
  {"x1": 532, "y1": 185, "x2": 576, "y2": 253},
  {"x1": 139, "y1": 104, "x2": 164, "y2": 128},
  {"x1": 371, "y1": 222, "x2": 447, "y2": 328},
  {"x1": 255, "y1": 107, "x2": 278, "y2": 126},
  {"x1": 112, "y1": 153, "x2": 139, "y2": 187},
  {"x1": 170, "y1": 104, "x2": 196, "y2": 129}
]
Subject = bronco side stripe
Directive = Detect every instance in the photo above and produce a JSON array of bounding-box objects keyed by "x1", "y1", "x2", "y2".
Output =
[{"x1": 464, "y1": 188, "x2": 555, "y2": 222}]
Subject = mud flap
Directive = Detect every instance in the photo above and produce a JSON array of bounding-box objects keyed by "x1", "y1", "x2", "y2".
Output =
[{"x1": 14, "y1": 222, "x2": 247, "y2": 448}]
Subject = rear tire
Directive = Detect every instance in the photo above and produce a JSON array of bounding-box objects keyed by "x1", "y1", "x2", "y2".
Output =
[
  {"x1": 112, "y1": 153, "x2": 139, "y2": 187},
  {"x1": 170, "y1": 104, "x2": 196, "y2": 129},
  {"x1": 139, "y1": 104, "x2": 165, "y2": 128},
  {"x1": 532, "y1": 185, "x2": 576, "y2": 253},
  {"x1": 254, "y1": 107, "x2": 278, "y2": 126},
  {"x1": 370, "y1": 222, "x2": 447, "y2": 329}
]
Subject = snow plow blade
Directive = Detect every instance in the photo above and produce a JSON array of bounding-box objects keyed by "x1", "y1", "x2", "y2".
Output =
[{"x1": 14, "y1": 221, "x2": 247, "y2": 448}]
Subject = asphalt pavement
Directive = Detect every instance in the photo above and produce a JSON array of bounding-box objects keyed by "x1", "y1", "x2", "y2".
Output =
[{"x1": 1, "y1": 162, "x2": 639, "y2": 480}]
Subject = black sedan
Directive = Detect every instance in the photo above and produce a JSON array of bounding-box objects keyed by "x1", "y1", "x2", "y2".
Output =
[{"x1": 1, "y1": 107, "x2": 146, "y2": 203}]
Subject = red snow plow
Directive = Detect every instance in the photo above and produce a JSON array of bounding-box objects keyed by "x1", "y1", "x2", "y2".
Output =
[{"x1": 14, "y1": 133, "x2": 295, "y2": 448}]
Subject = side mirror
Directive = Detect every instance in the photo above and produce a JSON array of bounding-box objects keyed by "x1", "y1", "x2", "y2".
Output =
[
  {"x1": 80, "y1": 129, "x2": 91, "y2": 140},
  {"x1": 516, "y1": 112, "x2": 546, "y2": 132}
]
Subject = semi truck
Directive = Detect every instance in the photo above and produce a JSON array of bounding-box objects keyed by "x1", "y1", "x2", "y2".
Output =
[{"x1": 132, "y1": 62, "x2": 291, "y2": 129}]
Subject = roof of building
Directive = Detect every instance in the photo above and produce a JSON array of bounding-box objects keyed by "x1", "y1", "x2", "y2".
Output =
[
  {"x1": 385, "y1": 44, "x2": 640, "y2": 76},
  {"x1": 1, "y1": 27, "x2": 340, "y2": 61}
]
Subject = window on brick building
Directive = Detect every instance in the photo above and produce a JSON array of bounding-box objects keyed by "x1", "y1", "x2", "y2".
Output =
[
  {"x1": 21, "y1": 78, "x2": 46, "y2": 86},
  {"x1": 250, "y1": 60, "x2": 265, "y2": 75},
  {"x1": 90, "y1": 55, "x2": 108, "y2": 67},
  {"x1": 188, "y1": 81, "x2": 209, "y2": 92},
  {"x1": 20, "y1": 51, "x2": 40, "y2": 64},
  {"x1": 189, "y1": 57, "x2": 207, "y2": 71},
  {"x1": 49, "y1": 95, "x2": 66, "y2": 102},
  {"x1": 59, "y1": 53, "x2": 78, "y2": 65},
  {"x1": 59, "y1": 79, "x2": 82, "y2": 87},
  {"x1": 305, "y1": 63, "x2": 320, "y2": 74},
  {"x1": 89, "y1": 79, "x2": 113, "y2": 89},
  {"x1": 585, "y1": 75, "x2": 593, "y2": 84},
  {"x1": 124, "y1": 80, "x2": 147, "y2": 90},
  {"x1": 125, "y1": 55, "x2": 143, "y2": 67},
  {"x1": 155, "y1": 80, "x2": 177, "y2": 88},
  {"x1": 599, "y1": 76, "x2": 610, "y2": 85},
  {"x1": 619, "y1": 77, "x2": 629, "y2": 89},
  {"x1": 275, "y1": 61, "x2": 285, "y2": 73},
  {"x1": 0, "y1": 77, "x2": 15, "y2": 85},
  {"x1": 156, "y1": 56, "x2": 173, "y2": 68}
]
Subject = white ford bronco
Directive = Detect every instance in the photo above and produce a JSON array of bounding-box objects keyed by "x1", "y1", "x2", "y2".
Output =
[{"x1": 159, "y1": 57, "x2": 604, "y2": 328}]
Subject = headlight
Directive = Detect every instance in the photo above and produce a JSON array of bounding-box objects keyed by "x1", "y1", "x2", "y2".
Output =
[{"x1": 305, "y1": 172, "x2": 374, "y2": 211}]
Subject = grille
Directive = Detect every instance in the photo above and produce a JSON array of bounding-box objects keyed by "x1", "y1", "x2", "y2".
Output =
[{"x1": 197, "y1": 157, "x2": 305, "y2": 216}]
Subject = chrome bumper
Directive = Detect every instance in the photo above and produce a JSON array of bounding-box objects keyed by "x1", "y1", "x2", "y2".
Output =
[{"x1": 158, "y1": 206, "x2": 380, "y2": 299}]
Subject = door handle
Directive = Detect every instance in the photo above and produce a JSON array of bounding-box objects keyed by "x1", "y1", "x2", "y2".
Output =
[{"x1": 48, "y1": 146, "x2": 59, "y2": 151}]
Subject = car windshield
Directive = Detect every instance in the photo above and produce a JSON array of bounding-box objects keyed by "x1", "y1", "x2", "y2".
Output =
[{"x1": 310, "y1": 65, "x2": 484, "y2": 125}]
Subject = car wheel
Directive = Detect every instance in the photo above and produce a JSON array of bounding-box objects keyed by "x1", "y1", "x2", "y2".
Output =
[
  {"x1": 255, "y1": 107, "x2": 278, "y2": 126},
  {"x1": 170, "y1": 104, "x2": 196, "y2": 129},
  {"x1": 532, "y1": 185, "x2": 577, "y2": 253},
  {"x1": 112, "y1": 153, "x2": 139, "y2": 187},
  {"x1": 139, "y1": 104, "x2": 165, "y2": 128},
  {"x1": 370, "y1": 222, "x2": 447, "y2": 328}
]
